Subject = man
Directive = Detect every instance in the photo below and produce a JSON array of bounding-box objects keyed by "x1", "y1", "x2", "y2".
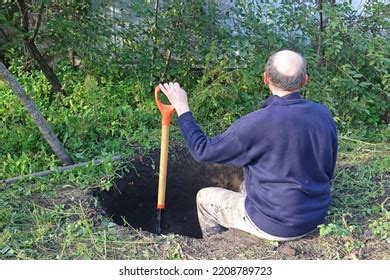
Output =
[{"x1": 159, "y1": 50, "x2": 338, "y2": 240}]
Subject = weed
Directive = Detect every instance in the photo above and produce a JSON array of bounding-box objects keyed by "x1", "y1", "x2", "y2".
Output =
[{"x1": 369, "y1": 198, "x2": 390, "y2": 241}]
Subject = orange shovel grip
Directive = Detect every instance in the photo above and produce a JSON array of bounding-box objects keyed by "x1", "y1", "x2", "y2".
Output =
[{"x1": 155, "y1": 86, "x2": 175, "y2": 126}]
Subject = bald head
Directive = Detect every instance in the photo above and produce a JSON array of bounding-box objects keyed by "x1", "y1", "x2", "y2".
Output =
[{"x1": 265, "y1": 50, "x2": 307, "y2": 92}]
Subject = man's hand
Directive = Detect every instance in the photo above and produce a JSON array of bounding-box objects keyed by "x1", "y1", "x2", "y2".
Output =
[{"x1": 159, "y1": 82, "x2": 190, "y2": 116}]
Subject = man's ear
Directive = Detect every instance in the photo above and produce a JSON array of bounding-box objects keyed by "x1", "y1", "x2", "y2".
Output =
[
  {"x1": 303, "y1": 74, "x2": 309, "y2": 85},
  {"x1": 263, "y1": 72, "x2": 270, "y2": 85}
]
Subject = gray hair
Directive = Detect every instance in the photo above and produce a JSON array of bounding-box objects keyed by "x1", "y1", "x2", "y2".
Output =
[{"x1": 265, "y1": 51, "x2": 307, "y2": 92}]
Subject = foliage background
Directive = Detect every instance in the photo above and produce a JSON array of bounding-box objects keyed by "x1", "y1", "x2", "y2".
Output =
[
  {"x1": 0, "y1": 0, "x2": 389, "y2": 260},
  {"x1": 1, "y1": 0, "x2": 388, "y2": 178}
]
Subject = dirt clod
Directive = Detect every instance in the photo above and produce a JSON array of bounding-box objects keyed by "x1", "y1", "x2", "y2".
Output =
[{"x1": 280, "y1": 244, "x2": 297, "y2": 256}]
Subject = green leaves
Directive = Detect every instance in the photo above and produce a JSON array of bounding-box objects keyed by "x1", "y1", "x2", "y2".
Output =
[
  {"x1": 1, "y1": 0, "x2": 389, "y2": 178},
  {"x1": 318, "y1": 223, "x2": 351, "y2": 237}
]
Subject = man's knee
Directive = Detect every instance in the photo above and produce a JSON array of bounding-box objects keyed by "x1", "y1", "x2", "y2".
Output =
[
  {"x1": 196, "y1": 188, "x2": 210, "y2": 205},
  {"x1": 196, "y1": 187, "x2": 221, "y2": 206}
]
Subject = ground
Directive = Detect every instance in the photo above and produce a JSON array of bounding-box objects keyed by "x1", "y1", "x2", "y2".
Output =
[
  {"x1": 0, "y1": 140, "x2": 389, "y2": 260},
  {"x1": 97, "y1": 145, "x2": 389, "y2": 260}
]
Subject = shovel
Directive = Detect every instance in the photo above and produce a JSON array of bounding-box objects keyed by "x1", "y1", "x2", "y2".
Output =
[{"x1": 154, "y1": 85, "x2": 175, "y2": 234}]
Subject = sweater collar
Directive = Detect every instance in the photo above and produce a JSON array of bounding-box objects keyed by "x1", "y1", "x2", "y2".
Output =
[{"x1": 263, "y1": 91, "x2": 303, "y2": 108}]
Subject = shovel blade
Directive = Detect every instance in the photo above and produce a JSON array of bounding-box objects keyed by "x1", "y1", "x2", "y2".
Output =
[{"x1": 156, "y1": 208, "x2": 164, "y2": 235}]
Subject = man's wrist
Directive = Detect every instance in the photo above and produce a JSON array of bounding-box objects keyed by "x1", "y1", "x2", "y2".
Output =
[{"x1": 176, "y1": 106, "x2": 190, "y2": 116}]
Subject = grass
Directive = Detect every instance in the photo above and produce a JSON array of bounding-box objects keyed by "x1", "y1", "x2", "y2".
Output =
[{"x1": 0, "y1": 137, "x2": 389, "y2": 260}]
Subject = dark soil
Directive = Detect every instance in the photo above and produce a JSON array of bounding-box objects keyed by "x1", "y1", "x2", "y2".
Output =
[{"x1": 99, "y1": 146, "x2": 243, "y2": 238}]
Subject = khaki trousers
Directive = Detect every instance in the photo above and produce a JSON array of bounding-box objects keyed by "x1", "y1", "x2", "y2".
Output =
[{"x1": 196, "y1": 183, "x2": 308, "y2": 240}]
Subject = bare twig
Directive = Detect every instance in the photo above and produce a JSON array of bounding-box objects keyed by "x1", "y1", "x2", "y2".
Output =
[
  {"x1": 150, "y1": 0, "x2": 160, "y2": 86},
  {"x1": 317, "y1": 0, "x2": 324, "y2": 65},
  {"x1": 339, "y1": 136, "x2": 384, "y2": 146},
  {"x1": 16, "y1": 0, "x2": 29, "y2": 32},
  {"x1": 342, "y1": 213, "x2": 352, "y2": 231},
  {"x1": 31, "y1": 1, "x2": 45, "y2": 42},
  {"x1": 152, "y1": 0, "x2": 160, "y2": 64},
  {"x1": 159, "y1": 49, "x2": 172, "y2": 82},
  {"x1": 0, "y1": 26, "x2": 9, "y2": 41},
  {"x1": 1, "y1": 155, "x2": 122, "y2": 185}
]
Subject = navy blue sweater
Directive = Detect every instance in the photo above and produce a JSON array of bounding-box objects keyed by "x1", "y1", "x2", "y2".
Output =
[{"x1": 177, "y1": 92, "x2": 338, "y2": 237}]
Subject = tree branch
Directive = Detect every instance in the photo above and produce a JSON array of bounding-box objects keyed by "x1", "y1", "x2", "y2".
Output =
[
  {"x1": 32, "y1": 1, "x2": 45, "y2": 41},
  {"x1": 0, "y1": 26, "x2": 9, "y2": 41},
  {"x1": 317, "y1": 0, "x2": 324, "y2": 65},
  {"x1": 150, "y1": 0, "x2": 160, "y2": 86},
  {"x1": 15, "y1": 0, "x2": 64, "y2": 96},
  {"x1": 152, "y1": 0, "x2": 160, "y2": 67},
  {"x1": 159, "y1": 49, "x2": 172, "y2": 82},
  {"x1": 16, "y1": 0, "x2": 29, "y2": 33}
]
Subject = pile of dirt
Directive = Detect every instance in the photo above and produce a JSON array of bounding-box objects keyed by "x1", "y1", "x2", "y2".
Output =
[{"x1": 99, "y1": 146, "x2": 243, "y2": 238}]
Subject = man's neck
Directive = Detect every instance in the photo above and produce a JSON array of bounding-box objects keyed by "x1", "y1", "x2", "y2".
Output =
[{"x1": 270, "y1": 87, "x2": 298, "y2": 97}]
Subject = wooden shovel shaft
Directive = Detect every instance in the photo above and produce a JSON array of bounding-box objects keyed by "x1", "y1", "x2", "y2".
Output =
[{"x1": 157, "y1": 124, "x2": 170, "y2": 209}]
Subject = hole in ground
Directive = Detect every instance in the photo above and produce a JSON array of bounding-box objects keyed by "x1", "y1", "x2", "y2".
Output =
[{"x1": 98, "y1": 146, "x2": 243, "y2": 239}]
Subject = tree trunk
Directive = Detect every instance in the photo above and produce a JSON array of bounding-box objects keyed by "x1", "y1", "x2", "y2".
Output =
[
  {"x1": 24, "y1": 39, "x2": 63, "y2": 93},
  {"x1": 16, "y1": 0, "x2": 64, "y2": 96},
  {"x1": 0, "y1": 62, "x2": 73, "y2": 166}
]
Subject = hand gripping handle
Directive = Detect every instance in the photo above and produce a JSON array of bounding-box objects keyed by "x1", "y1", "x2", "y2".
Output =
[{"x1": 154, "y1": 86, "x2": 175, "y2": 126}]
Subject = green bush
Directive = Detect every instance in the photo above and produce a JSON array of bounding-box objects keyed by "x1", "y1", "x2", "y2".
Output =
[{"x1": 0, "y1": 1, "x2": 388, "y2": 178}]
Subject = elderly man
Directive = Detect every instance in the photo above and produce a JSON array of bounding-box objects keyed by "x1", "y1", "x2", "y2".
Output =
[{"x1": 159, "y1": 50, "x2": 338, "y2": 240}]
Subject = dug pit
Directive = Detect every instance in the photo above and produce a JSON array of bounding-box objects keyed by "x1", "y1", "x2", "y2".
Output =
[{"x1": 99, "y1": 146, "x2": 243, "y2": 239}]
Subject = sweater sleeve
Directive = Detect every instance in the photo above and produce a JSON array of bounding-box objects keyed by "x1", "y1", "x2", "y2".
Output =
[{"x1": 177, "y1": 112, "x2": 249, "y2": 166}]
